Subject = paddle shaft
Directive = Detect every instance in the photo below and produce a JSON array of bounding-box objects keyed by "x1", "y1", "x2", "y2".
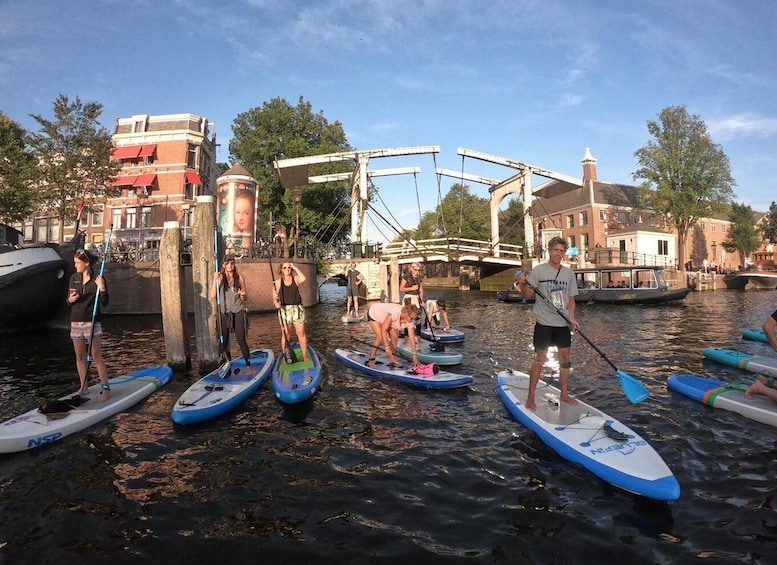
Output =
[
  {"x1": 86, "y1": 225, "x2": 113, "y2": 365},
  {"x1": 524, "y1": 280, "x2": 618, "y2": 373},
  {"x1": 214, "y1": 227, "x2": 226, "y2": 358},
  {"x1": 268, "y1": 255, "x2": 298, "y2": 364}
]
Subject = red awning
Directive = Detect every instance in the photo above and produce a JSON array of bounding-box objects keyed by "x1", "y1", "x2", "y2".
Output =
[
  {"x1": 111, "y1": 145, "x2": 142, "y2": 160},
  {"x1": 185, "y1": 171, "x2": 202, "y2": 185},
  {"x1": 138, "y1": 144, "x2": 157, "y2": 158},
  {"x1": 111, "y1": 175, "x2": 138, "y2": 186},
  {"x1": 133, "y1": 174, "x2": 157, "y2": 187}
]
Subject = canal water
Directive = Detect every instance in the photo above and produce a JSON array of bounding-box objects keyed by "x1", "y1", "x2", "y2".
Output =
[{"x1": 1, "y1": 285, "x2": 776, "y2": 564}]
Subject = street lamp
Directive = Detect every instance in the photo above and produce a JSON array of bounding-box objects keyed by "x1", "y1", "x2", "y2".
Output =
[{"x1": 294, "y1": 187, "x2": 302, "y2": 258}]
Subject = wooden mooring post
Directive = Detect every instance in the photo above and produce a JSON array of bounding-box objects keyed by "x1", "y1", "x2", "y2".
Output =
[
  {"x1": 159, "y1": 221, "x2": 191, "y2": 371},
  {"x1": 191, "y1": 196, "x2": 220, "y2": 373}
]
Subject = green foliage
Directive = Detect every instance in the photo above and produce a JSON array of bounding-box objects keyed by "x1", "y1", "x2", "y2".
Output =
[
  {"x1": 28, "y1": 95, "x2": 118, "y2": 240},
  {"x1": 723, "y1": 202, "x2": 762, "y2": 264},
  {"x1": 0, "y1": 113, "x2": 38, "y2": 223},
  {"x1": 761, "y1": 201, "x2": 777, "y2": 244},
  {"x1": 633, "y1": 105, "x2": 736, "y2": 267},
  {"x1": 497, "y1": 197, "x2": 526, "y2": 247},
  {"x1": 413, "y1": 183, "x2": 490, "y2": 241},
  {"x1": 228, "y1": 96, "x2": 353, "y2": 245}
]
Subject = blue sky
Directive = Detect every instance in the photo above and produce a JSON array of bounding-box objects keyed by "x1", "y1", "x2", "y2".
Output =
[{"x1": 1, "y1": 0, "x2": 776, "y2": 242}]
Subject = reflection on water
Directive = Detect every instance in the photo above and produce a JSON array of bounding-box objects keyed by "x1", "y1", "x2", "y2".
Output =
[{"x1": 1, "y1": 286, "x2": 776, "y2": 562}]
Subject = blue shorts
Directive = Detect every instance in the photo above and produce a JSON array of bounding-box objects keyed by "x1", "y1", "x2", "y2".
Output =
[
  {"x1": 70, "y1": 321, "x2": 102, "y2": 341},
  {"x1": 533, "y1": 323, "x2": 571, "y2": 350}
]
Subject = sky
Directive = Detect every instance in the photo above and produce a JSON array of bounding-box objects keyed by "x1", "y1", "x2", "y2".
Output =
[{"x1": 1, "y1": 0, "x2": 776, "y2": 243}]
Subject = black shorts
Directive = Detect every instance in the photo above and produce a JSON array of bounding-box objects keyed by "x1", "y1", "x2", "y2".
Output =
[{"x1": 533, "y1": 323, "x2": 572, "y2": 350}]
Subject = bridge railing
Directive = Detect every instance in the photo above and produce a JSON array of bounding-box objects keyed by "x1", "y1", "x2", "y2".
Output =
[{"x1": 382, "y1": 238, "x2": 522, "y2": 260}]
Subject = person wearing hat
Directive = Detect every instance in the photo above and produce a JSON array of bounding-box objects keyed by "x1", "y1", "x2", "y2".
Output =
[
  {"x1": 514, "y1": 236, "x2": 579, "y2": 411},
  {"x1": 212, "y1": 254, "x2": 252, "y2": 371},
  {"x1": 67, "y1": 248, "x2": 110, "y2": 400}
]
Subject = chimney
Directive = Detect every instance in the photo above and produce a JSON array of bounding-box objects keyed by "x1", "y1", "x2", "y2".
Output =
[{"x1": 581, "y1": 147, "x2": 597, "y2": 183}]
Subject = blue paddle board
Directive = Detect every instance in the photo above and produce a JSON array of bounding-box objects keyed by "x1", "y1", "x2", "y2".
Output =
[
  {"x1": 395, "y1": 337, "x2": 463, "y2": 366},
  {"x1": 667, "y1": 374, "x2": 777, "y2": 428},
  {"x1": 742, "y1": 327, "x2": 776, "y2": 344},
  {"x1": 420, "y1": 326, "x2": 465, "y2": 343},
  {"x1": 334, "y1": 348, "x2": 473, "y2": 389},
  {"x1": 703, "y1": 347, "x2": 777, "y2": 377},
  {"x1": 172, "y1": 349, "x2": 274, "y2": 425},
  {"x1": 272, "y1": 344, "x2": 322, "y2": 404},
  {"x1": 497, "y1": 369, "x2": 679, "y2": 501}
]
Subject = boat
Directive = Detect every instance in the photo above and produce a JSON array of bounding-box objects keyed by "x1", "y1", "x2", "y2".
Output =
[
  {"x1": 497, "y1": 265, "x2": 689, "y2": 305},
  {"x1": 171, "y1": 349, "x2": 274, "y2": 424},
  {"x1": 0, "y1": 364, "x2": 172, "y2": 453},
  {"x1": 667, "y1": 374, "x2": 777, "y2": 428},
  {"x1": 420, "y1": 326, "x2": 465, "y2": 343},
  {"x1": 0, "y1": 224, "x2": 70, "y2": 333},
  {"x1": 722, "y1": 269, "x2": 777, "y2": 290},
  {"x1": 395, "y1": 337, "x2": 463, "y2": 366},
  {"x1": 272, "y1": 344, "x2": 322, "y2": 404},
  {"x1": 334, "y1": 348, "x2": 473, "y2": 389},
  {"x1": 574, "y1": 265, "x2": 690, "y2": 304},
  {"x1": 703, "y1": 347, "x2": 777, "y2": 378},
  {"x1": 742, "y1": 327, "x2": 775, "y2": 344},
  {"x1": 496, "y1": 369, "x2": 680, "y2": 501}
]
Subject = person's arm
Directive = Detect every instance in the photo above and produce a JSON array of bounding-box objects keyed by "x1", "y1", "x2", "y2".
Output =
[
  {"x1": 96, "y1": 276, "x2": 109, "y2": 307},
  {"x1": 238, "y1": 275, "x2": 247, "y2": 302},
  {"x1": 272, "y1": 280, "x2": 281, "y2": 309},
  {"x1": 382, "y1": 315, "x2": 394, "y2": 352},
  {"x1": 418, "y1": 280, "x2": 424, "y2": 302},
  {"x1": 516, "y1": 273, "x2": 535, "y2": 300},
  {"x1": 406, "y1": 326, "x2": 419, "y2": 365},
  {"x1": 764, "y1": 315, "x2": 777, "y2": 353},
  {"x1": 290, "y1": 264, "x2": 306, "y2": 285},
  {"x1": 399, "y1": 275, "x2": 411, "y2": 293},
  {"x1": 566, "y1": 290, "x2": 578, "y2": 331}
]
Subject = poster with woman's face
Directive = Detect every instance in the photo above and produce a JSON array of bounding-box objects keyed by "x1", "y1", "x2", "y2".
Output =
[{"x1": 219, "y1": 184, "x2": 255, "y2": 239}]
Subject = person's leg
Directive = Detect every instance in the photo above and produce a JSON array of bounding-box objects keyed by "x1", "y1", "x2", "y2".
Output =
[
  {"x1": 295, "y1": 321, "x2": 309, "y2": 362},
  {"x1": 72, "y1": 338, "x2": 89, "y2": 396},
  {"x1": 235, "y1": 311, "x2": 251, "y2": 365},
  {"x1": 557, "y1": 347, "x2": 577, "y2": 405},
  {"x1": 526, "y1": 350, "x2": 547, "y2": 411},
  {"x1": 368, "y1": 321, "x2": 382, "y2": 366},
  {"x1": 91, "y1": 335, "x2": 111, "y2": 402}
]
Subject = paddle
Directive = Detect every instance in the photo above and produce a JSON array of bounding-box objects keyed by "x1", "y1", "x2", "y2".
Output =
[
  {"x1": 213, "y1": 227, "x2": 227, "y2": 362},
  {"x1": 523, "y1": 279, "x2": 650, "y2": 404},
  {"x1": 86, "y1": 224, "x2": 113, "y2": 371},
  {"x1": 268, "y1": 257, "x2": 298, "y2": 364}
]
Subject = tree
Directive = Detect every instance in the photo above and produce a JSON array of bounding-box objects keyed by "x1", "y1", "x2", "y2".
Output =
[
  {"x1": 761, "y1": 201, "x2": 777, "y2": 244},
  {"x1": 28, "y1": 95, "x2": 118, "y2": 241},
  {"x1": 0, "y1": 112, "x2": 39, "y2": 223},
  {"x1": 724, "y1": 203, "x2": 762, "y2": 268},
  {"x1": 497, "y1": 197, "x2": 526, "y2": 248},
  {"x1": 414, "y1": 183, "x2": 490, "y2": 241},
  {"x1": 633, "y1": 105, "x2": 736, "y2": 269},
  {"x1": 229, "y1": 96, "x2": 353, "y2": 249}
]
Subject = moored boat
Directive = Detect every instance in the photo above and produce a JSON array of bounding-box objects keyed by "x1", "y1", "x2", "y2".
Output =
[
  {"x1": 722, "y1": 270, "x2": 777, "y2": 290},
  {"x1": 497, "y1": 265, "x2": 689, "y2": 305},
  {"x1": 0, "y1": 224, "x2": 69, "y2": 333}
]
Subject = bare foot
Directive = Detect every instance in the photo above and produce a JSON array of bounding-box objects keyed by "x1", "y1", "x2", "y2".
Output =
[
  {"x1": 745, "y1": 381, "x2": 763, "y2": 399},
  {"x1": 94, "y1": 389, "x2": 111, "y2": 403},
  {"x1": 560, "y1": 394, "x2": 579, "y2": 405},
  {"x1": 525, "y1": 398, "x2": 537, "y2": 411}
]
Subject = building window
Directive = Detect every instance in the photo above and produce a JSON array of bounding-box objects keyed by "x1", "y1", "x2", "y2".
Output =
[
  {"x1": 581, "y1": 233, "x2": 589, "y2": 250},
  {"x1": 617, "y1": 211, "x2": 628, "y2": 224},
  {"x1": 126, "y1": 208, "x2": 137, "y2": 230},
  {"x1": 566, "y1": 214, "x2": 574, "y2": 229},
  {"x1": 722, "y1": 225, "x2": 727, "y2": 233},
  {"x1": 648, "y1": 216, "x2": 656, "y2": 226},
  {"x1": 599, "y1": 210, "x2": 606, "y2": 222},
  {"x1": 141, "y1": 206, "x2": 152, "y2": 228},
  {"x1": 187, "y1": 144, "x2": 197, "y2": 168},
  {"x1": 112, "y1": 208, "x2": 122, "y2": 230},
  {"x1": 658, "y1": 240, "x2": 668, "y2": 255},
  {"x1": 185, "y1": 183, "x2": 196, "y2": 200},
  {"x1": 711, "y1": 224, "x2": 716, "y2": 232},
  {"x1": 568, "y1": 235, "x2": 576, "y2": 249},
  {"x1": 91, "y1": 204, "x2": 104, "y2": 227},
  {"x1": 633, "y1": 213, "x2": 642, "y2": 223},
  {"x1": 700, "y1": 222, "x2": 706, "y2": 231},
  {"x1": 579, "y1": 211, "x2": 589, "y2": 226}
]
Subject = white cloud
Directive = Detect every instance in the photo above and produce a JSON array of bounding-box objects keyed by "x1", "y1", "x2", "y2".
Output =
[{"x1": 709, "y1": 113, "x2": 777, "y2": 141}]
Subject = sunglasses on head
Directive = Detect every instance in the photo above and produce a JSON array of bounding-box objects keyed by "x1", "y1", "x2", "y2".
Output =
[{"x1": 75, "y1": 249, "x2": 90, "y2": 261}]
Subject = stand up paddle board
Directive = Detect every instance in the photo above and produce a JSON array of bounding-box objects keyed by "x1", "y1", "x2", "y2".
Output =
[
  {"x1": 496, "y1": 369, "x2": 679, "y2": 501},
  {"x1": 342, "y1": 313, "x2": 364, "y2": 323},
  {"x1": 0, "y1": 365, "x2": 172, "y2": 453},
  {"x1": 272, "y1": 344, "x2": 322, "y2": 404},
  {"x1": 334, "y1": 348, "x2": 473, "y2": 389},
  {"x1": 420, "y1": 327, "x2": 465, "y2": 343},
  {"x1": 395, "y1": 337, "x2": 463, "y2": 366},
  {"x1": 703, "y1": 347, "x2": 777, "y2": 377},
  {"x1": 667, "y1": 374, "x2": 777, "y2": 428},
  {"x1": 742, "y1": 328, "x2": 776, "y2": 344},
  {"x1": 172, "y1": 349, "x2": 274, "y2": 425}
]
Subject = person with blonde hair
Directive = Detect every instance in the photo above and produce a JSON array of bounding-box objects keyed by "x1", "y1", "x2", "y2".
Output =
[
  {"x1": 366, "y1": 302, "x2": 420, "y2": 368},
  {"x1": 272, "y1": 262, "x2": 309, "y2": 362},
  {"x1": 400, "y1": 262, "x2": 424, "y2": 307}
]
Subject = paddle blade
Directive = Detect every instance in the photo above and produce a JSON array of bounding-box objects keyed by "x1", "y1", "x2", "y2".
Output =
[{"x1": 617, "y1": 370, "x2": 650, "y2": 403}]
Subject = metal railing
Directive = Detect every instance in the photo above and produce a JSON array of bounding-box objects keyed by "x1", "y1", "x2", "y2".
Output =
[{"x1": 382, "y1": 237, "x2": 523, "y2": 260}]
